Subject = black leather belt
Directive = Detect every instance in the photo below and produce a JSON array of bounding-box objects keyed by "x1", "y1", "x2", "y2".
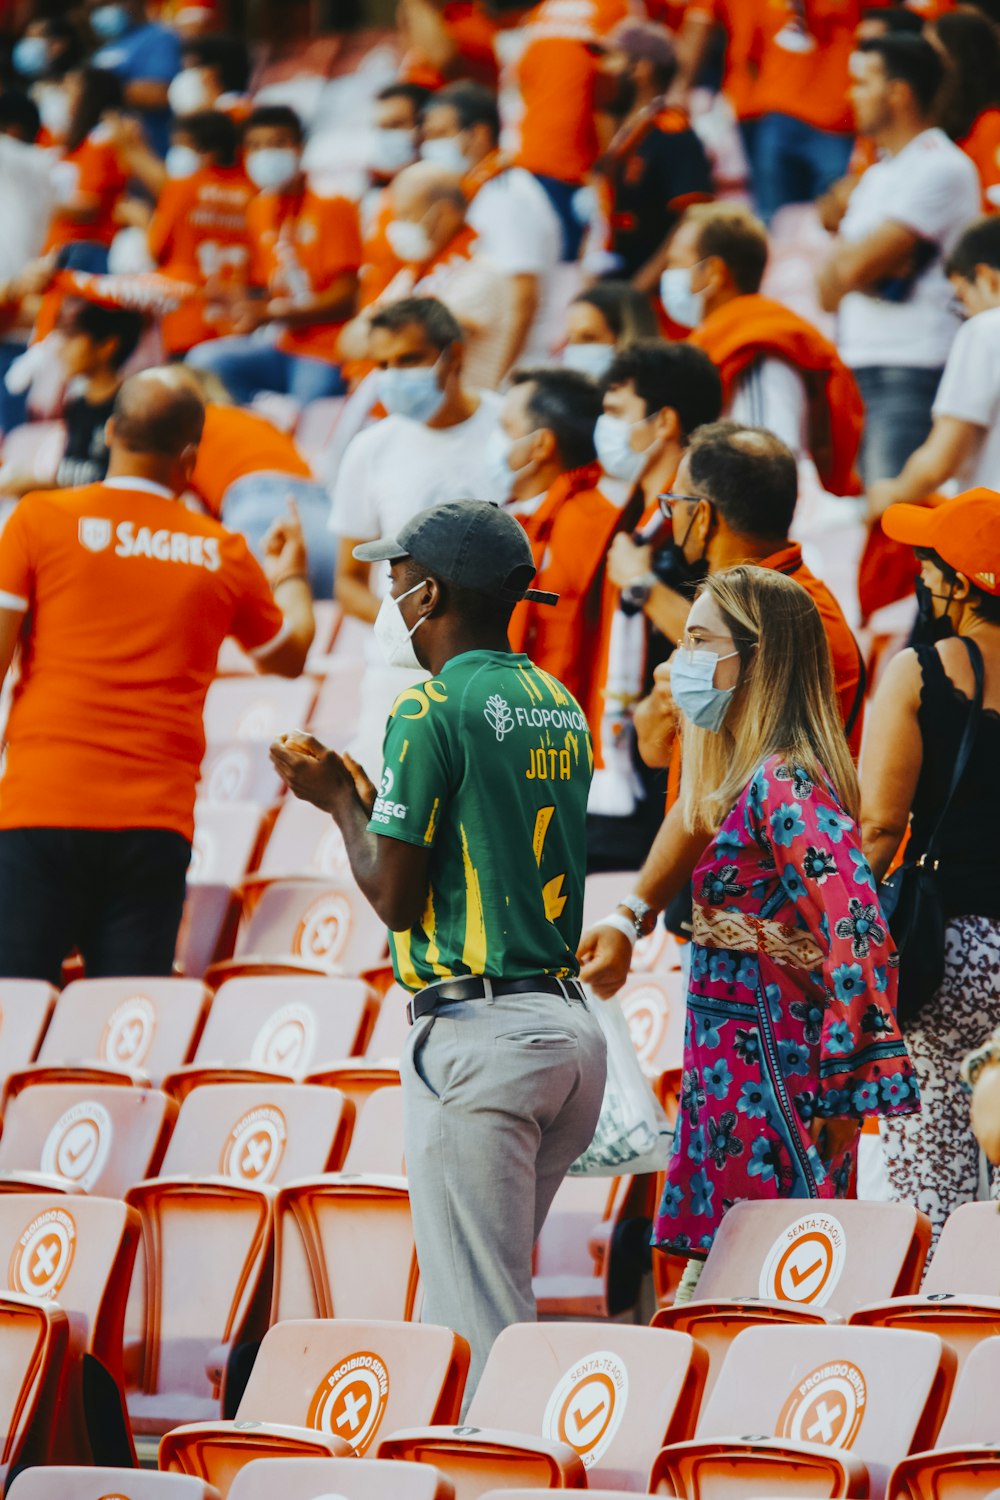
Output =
[{"x1": 406, "y1": 974, "x2": 586, "y2": 1025}]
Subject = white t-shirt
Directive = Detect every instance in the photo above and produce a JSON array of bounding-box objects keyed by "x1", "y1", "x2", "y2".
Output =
[
  {"x1": 468, "y1": 167, "x2": 561, "y2": 359},
  {"x1": 931, "y1": 305, "x2": 1000, "y2": 489},
  {"x1": 729, "y1": 356, "x2": 809, "y2": 460},
  {"x1": 837, "y1": 128, "x2": 980, "y2": 370}
]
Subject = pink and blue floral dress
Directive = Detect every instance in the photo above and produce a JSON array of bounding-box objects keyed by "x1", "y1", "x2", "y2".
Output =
[{"x1": 654, "y1": 754, "x2": 919, "y2": 1257}]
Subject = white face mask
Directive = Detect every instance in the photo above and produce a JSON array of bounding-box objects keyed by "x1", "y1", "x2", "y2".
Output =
[
  {"x1": 165, "y1": 143, "x2": 202, "y2": 179},
  {"x1": 373, "y1": 578, "x2": 428, "y2": 670},
  {"x1": 167, "y1": 67, "x2": 213, "y2": 116},
  {"x1": 245, "y1": 147, "x2": 300, "y2": 192},
  {"x1": 371, "y1": 126, "x2": 416, "y2": 176},
  {"x1": 660, "y1": 265, "x2": 705, "y2": 331},
  {"x1": 562, "y1": 341, "x2": 615, "y2": 381},
  {"x1": 385, "y1": 217, "x2": 434, "y2": 265},
  {"x1": 594, "y1": 411, "x2": 652, "y2": 484},
  {"x1": 420, "y1": 136, "x2": 470, "y2": 175},
  {"x1": 38, "y1": 85, "x2": 71, "y2": 138},
  {"x1": 484, "y1": 425, "x2": 537, "y2": 502}
]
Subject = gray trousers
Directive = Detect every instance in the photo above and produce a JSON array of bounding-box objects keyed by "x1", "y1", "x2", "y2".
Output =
[{"x1": 401, "y1": 986, "x2": 607, "y2": 1406}]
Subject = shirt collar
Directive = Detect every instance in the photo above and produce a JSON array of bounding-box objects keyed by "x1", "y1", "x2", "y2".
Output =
[{"x1": 102, "y1": 476, "x2": 177, "y2": 499}]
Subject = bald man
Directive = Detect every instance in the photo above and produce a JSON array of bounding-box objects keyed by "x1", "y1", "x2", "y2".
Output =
[
  {"x1": 341, "y1": 160, "x2": 513, "y2": 388},
  {"x1": 0, "y1": 368, "x2": 315, "y2": 983}
]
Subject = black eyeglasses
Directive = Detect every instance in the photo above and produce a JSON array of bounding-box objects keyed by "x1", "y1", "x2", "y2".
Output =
[{"x1": 658, "y1": 491, "x2": 709, "y2": 521}]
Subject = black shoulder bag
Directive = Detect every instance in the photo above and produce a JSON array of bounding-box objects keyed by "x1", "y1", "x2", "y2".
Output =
[{"x1": 880, "y1": 636, "x2": 984, "y2": 1026}]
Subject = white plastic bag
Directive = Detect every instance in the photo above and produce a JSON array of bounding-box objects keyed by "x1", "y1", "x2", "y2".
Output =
[{"x1": 569, "y1": 986, "x2": 674, "y2": 1177}]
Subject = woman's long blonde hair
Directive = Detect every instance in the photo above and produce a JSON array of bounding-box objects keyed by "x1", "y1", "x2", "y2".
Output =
[{"x1": 680, "y1": 565, "x2": 859, "y2": 834}]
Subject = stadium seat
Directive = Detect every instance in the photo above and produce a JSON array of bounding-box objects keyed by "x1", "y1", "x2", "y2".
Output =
[
  {"x1": 202, "y1": 678, "x2": 318, "y2": 745},
  {"x1": 616, "y1": 970, "x2": 686, "y2": 1112},
  {"x1": 175, "y1": 886, "x2": 241, "y2": 981},
  {"x1": 8, "y1": 1472, "x2": 219, "y2": 1499},
  {"x1": 160, "y1": 1319, "x2": 469, "y2": 1494},
  {"x1": 227, "y1": 1457, "x2": 453, "y2": 1500},
  {"x1": 203, "y1": 876, "x2": 388, "y2": 984},
  {"x1": 189, "y1": 804, "x2": 267, "y2": 888},
  {"x1": 0, "y1": 1194, "x2": 139, "y2": 1465},
  {"x1": 0, "y1": 1293, "x2": 69, "y2": 1482},
  {"x1": 272, "y1": 1088, "x2": 414, "y2": 1323},
  {"x1": 294, "y1": 395, "x2": 346, "y2": 460},
  {"x1": 0, "y1": 980, "x2": 57, "y2": 1085},
  {"x1": 305, "y1": 982, "x2": 410, "y2": 1112},
  {"x1": 0, "y1": 1083, "x2": 176, "y2": 1196},
  {"x1": 3, "y1": 979, "x2": 210, "y2": 1102},
  {"x1": 886, "y1": 1336, "x2": 1000, "y2": 1500},
  {"x1": 647, "y1": 1324, "x2": 954, "y2": 1500},
  {"x1": 197, "y1": 741, "x2": 284, "y2": 806},
  {"x1": 851, "y1": 1202, "x2": 1000, "y2": 1370},
  {"x1": 378, "y1": 1323, "x2": 706, "y2": 1492},
  {"x1": 0, "y1": 420, "x2": 65, "y2": 481},
  {"x1": 124, "y1": 1082, "x2": 353, "y2": 1437},
  {"x1": 482, "y1": 1494, "x2": 657, "y2": 1500},
  {"x1": 248, "y1": 796, "x2": 352, "y2": 883},
  {"x1": 162, "y1": 975, "x2": 376, "y2": 1102},
  {"x1": 653, "y1": 1199, "x2": 932, "y2": 1396},
  {"x1": 307, "y1": 661, "x2": 366, "y2": 747},
  {"x1": 533, "y1": 1174, "x2": 656, "y2": 1320}
]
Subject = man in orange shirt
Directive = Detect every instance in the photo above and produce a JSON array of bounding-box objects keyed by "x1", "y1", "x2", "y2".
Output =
[
  {"x1": 187, "y1": 105, "x2": 362, "y2": 404},
  {"x1": 490, "y1": 366, "x2": 624, "y2": 727},
  {"x1": 0, "y1": 368, "x2": 315, "y2": 983}
]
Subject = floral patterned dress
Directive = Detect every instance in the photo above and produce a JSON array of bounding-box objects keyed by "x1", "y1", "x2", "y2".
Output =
[{"x1": 653, "y1": 754, "x2": 919, "y2": 1257}]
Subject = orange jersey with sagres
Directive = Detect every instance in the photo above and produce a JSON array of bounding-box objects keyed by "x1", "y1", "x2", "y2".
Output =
[
  {"x1": 191, "y1": 403, "x2": 314, "y2": 519},
  {"x1": 515, "y1": 0, "x2": 632, "y2": 183},
  {"x1": 689, "y1": 293, "x2": 864, "y2": 496},
  {"x1": 147, "y1": 164, "x2": 257, "y2": 355},
  {"x1": 248, "y1": 188, "x2": 363, "y2": 365},
  {"x1": 508, "y1": 464, "x2": 625, "y2": 728},
  {"x1": 958, "y1": 108, "x2": 1000, "y2": 213},
  {"x1": 42, "y1": 132, "x2": 128, "y2": 252},
  {"x1": 751, "y1": 0, "x2": 860, "y2": 135},
  {"x1": 0, "y1": 482, "x2": 283, "y2": 839}
]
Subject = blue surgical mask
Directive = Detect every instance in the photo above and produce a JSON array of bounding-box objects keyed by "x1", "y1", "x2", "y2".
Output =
[
  {"x1": 420, "y1": 136, "x2": 470, "y2": 174},
  {"x1": 595, "y1": 412, "x2": 650, "y2": 484},
  {"x1": 671, "y1": 645, "x2": 741, "y2": 732},
  {"x1": 562, "y1": 341, "x2": 615, "y2": 381},
  {"x1": 13, "y1": 36, "x2": 50, "y2": 78},
  {"x1": 660, "y1": 266, "x2": 704, "y2": 331},
  {"x1": 377, "y1": 357, "x2": 446, "y2": 423},
  {"x1": 90, "y1": 4, "x2": 131, "y2": 40},
  {"x1": 165, "y1": 144, "x2": 201, "y2": 179},
  {"x1": 371, "y1": 126, "x2": 416, "y2": 177},
  {"x1": 484, "y1": 424, "x2": 537, "y2": 501}
]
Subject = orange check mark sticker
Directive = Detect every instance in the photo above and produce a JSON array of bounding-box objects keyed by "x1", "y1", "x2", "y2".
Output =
[{"x1": 789, "y1": 1258, "x2": 824, "y2": 1288}]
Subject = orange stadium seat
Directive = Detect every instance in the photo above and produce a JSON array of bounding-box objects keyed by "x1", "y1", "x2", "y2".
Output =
[
  {"x1": 124, "y1": 1082, "x2": 353, "y2": 1438},
  {"x1": 189, "y1": 804, "x2": 268, "y2": 888},
  {"x1": 162, "y1": 975, "x2": 376, "y2": 1102},
  {"x1": 272, "y1": 1087, "x2": 414, "y2": 1324},
  {"x1": 616, "y1": 969, "x2": 686, "y2": 1113},
  {"x1": 305, "y1": 981, "x2": 409, "y2": 1112},
  {"x1": 0, "y1": 1293, "x2": 69, "y2": 1484},
  {"x1": 228, "y1": 1457, "x2": 453, "y2": 1500},
  {"x1": 887, "y1": 1336, "x2": 1000, "y2": 1500},
  {"x1": 0, "y1": 1083, "x2": 176, "y2": 1197},
  {"x1": 7, "y1": 1472, "x2": 220, "y2": 1499},
  {"x1": 653, "y1": 1199, "x2": 932, "y2": 1396},
  {"x1": 307, "y1": 662, "x2": 367, "y2": 747},
  {"x1": 647, "y1": 1324, "x2": 954, "y2": 1500},
  {"x1": 3, "y1": 979, "x2": 210, "y2": 1102},
  {"x1": 533, "y1": 1173, "x2": 657, "y2": 1320},
  {"x1": 203, "y1": 876, "x2": 388, "y2": 984},
  {"x1": 851, "y1": 1202, "x2": 1000, "y2": 1370},
  {"x1": 483, "y1": 1494, "x2": 656, "y2": 1500},
  {"x1": 248, "y1": 797, "x2": 352, "y2": 883},
  {"x1": 197, "y1": 742, "x2": 284, "y2": 806},
  {"x1": 377, "y1": 1323, "x2": 706, "y2": 1493},
  {"x1": 0, "y1": 980, "x2": 57, "y2": 1085},
  {"x1": 202, "y1": 678, "x2": 318, "y2": 746},
  {"x1": 160, "y1": 1319, "x2": 469, "y2": 1494}
]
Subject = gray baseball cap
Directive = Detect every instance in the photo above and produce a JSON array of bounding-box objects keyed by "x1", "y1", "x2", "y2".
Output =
[{"x1": 353, "y1": 500, "x2": 558, "y2": 605}]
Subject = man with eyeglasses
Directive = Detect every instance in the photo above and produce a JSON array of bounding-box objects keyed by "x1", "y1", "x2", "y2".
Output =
[{"x1": 579, "y1": 420, "x2": 864, "y2": 998}]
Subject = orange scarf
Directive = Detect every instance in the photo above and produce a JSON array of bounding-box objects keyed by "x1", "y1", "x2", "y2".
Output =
[
  {"x1": 462, "y1": 147, "x2": 513, "y2": 200},
  {"x1": 690, "y1": 293, "x2": 864, "y2": 497}
]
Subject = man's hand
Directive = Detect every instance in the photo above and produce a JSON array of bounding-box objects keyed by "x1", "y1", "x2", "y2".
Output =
[
  {"x1": 607, "y1": 533, "x2": 653, "y2": 590},
  {"x1": 262, "y1": 497, "x2": 308, "y2": 588},
  {"x1": 578, "y1": 922, "x2": 633, "y2": 999},
  {"x1": 342, "y1": 751, "x2": 378, "y2": 815},
  {"x1": 270, "y1": 731, "x2": 356, "y2": 814}
]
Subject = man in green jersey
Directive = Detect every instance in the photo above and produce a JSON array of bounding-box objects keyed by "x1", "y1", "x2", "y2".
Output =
[{"x1": 270, "y1": 500, "x2": 607, "y2": 1397}]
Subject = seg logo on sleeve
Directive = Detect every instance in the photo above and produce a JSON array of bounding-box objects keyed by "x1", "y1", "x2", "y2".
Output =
[{"x1": 371, "y1": 767, "x2": 408, "y2": 825}]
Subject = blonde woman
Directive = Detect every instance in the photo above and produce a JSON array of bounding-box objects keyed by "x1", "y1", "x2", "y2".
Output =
[{"x1": 654, "y1": 566, "x2": 917, "y2": 1262}]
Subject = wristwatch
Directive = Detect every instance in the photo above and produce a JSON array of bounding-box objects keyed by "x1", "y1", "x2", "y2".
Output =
[
  {"x1": 617, "y1": 892, "x2": 658, "y2": 938},
  {"x1": 620, "y1": 572, "x2": 657, "y2": 611}
]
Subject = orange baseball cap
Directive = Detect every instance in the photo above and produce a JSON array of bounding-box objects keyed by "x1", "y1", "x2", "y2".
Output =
[{"x1": 881, "y1": 488, "x2": 1000, "y2": 596}]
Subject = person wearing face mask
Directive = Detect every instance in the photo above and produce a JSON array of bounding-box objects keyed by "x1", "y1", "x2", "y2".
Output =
[
  {"x1": 147, "y1": 110, "x2": 255, "y2": 357},
  {"x1": 270, "y1": 499, "x2": 606, "y2": 1408},
  {"x1": 420, "y1": 82, "x2": 561, "y2": 365},
  {"x1": 582, "y1": 422, "x2": 865, "y2": 995},
  {"x1": 330, "y1": 296, "x2": 502, "y2": 772},
  {"x1": 356, "y1": 84, "x2": 430, "y2": 325},
  {"x1": 606, "y1": 564, "x2": 915, "y2": 1281},
  {"x1": 490, "y1": 367, "x2": 621, "y2": 724},
  {"x1": 662, "y1": 202, "x2": 864, "y2": 494},
  {"x1": 87, "y1": 0, "x2": 182, "y2": 158},
  {"x1": 13, "y1": 18, "x2": 86, "y2": 89},
  {"x1": 40, "y1": 67, "x2": 128, "y2": 264},
  {"x1": 168, "y1": 33, "x2": 251, "y2": 122},
  {"x1": 341, "y1": 160, "x2": 512, "y2": 391},
  {"x1": 0, "y1": 368, "x2": 314, "y2": 984},
  {"x1": 862, "y1": 492, "x2": 1000, "y2": 1246},
  {"x1": 561, "y1": 281, "x2": 659, "y2": 383},
  {"x1": 186, "y1": 106, "x2": 362, "y2": 404}
]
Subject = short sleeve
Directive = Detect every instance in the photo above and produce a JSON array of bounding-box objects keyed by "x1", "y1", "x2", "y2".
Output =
[
  {"x1": 932, "y1": 317, "x2": 999, "y2": 428},
  {"x1": 888, "y1": 151, "x2": 979, "y2": 246},
  {"x1": 745, "y1": 759, "x2": 918, "y2": 1122},
  {"x1": 0, "y1": 501, "x2": 36, "y2": 613},
  {"x1": 470, "y1": 180, "x2": 554, "y2": 275},
  {"x1": 224, "y1": 532, "x2": 285, "y2": 657},
  {"x1": 369, "y1": 696, "x2": 453, "y2": 847},
  {"x1": 329, "y1": 429, "x2": 379, "y2": 539}
]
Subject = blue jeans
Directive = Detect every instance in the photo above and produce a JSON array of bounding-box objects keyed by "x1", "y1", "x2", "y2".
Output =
[
  {"x1": 222, "y1": 472, "x2": 335, "y2": 598},
  {"x1": 186, "y1": 338, "x2": 345, "y2": 405},
  {"x1": 530, "y1": 173, "x2": 586, "y2": 261},
  {"x1": 853, "y1": 365, "x2": 943, "y2": 486},
  {"x1": 752, "y1": 113, "x2": 853, "y2": 223}
]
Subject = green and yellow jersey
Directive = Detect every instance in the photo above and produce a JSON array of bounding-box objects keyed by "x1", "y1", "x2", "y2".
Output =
[{"x1": 367, "y1": 649, "x2": 594, "y2": 992}]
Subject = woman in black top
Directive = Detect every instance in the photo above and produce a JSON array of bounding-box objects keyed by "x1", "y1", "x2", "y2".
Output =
[{"x1": 861, "y1": 491, "x2": 1000, "y2": 1245}]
